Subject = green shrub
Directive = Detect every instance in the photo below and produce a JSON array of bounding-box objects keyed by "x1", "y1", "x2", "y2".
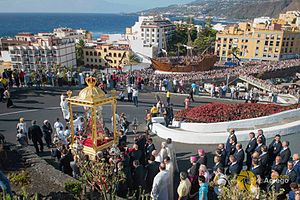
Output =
[
  {"x1": 8, "y1": 170, "x2": 30, "y2": 186},
  {"x1": 65, "y1": 181, "x2": 82, "y2": 198}
]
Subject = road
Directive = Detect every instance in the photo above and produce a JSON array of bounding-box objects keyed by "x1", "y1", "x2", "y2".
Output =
[{"x1": 0, "y1": 88, "x2": 300, "y2": 172}]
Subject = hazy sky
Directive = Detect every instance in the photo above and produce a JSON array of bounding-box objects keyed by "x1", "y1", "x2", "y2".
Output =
[{"x1": 0, "y1": 0, "x2": 192, "y2": 13}]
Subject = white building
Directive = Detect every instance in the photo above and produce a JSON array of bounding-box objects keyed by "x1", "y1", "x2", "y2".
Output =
[
  {"x1": 9, "y1": 43, "x2": 76, "y2": 70},
  {"x1": 53, "y1": 27, "x2": 90, "y2": 43},
  {"x1": 212, "y1": 23, "x2": 226, "y2": 32},
  {"x1": 3, "y1": 30, "x2": 78, "y2": 70},
  {"x1": 253, "y1": 17, "x2": 272, "y2": 28},
  {"x1": 126, "y1": 16, "x2": 175, "y2": 63}
]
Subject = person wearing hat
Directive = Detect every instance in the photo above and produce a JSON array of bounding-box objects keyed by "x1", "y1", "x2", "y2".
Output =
[
  {"x1": 197, "y1": 149, "x2": 207, "y2": 167},
  {"x1": 177, "y1": 171, "x2": 191, "y2": 200},
  {"x1": 187, "y1": 156, "x2": 199, "y2": 196}
]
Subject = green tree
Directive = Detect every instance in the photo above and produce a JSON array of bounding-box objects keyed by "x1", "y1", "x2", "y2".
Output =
[
  {"x1": 76, "y1": 39, "x2": 85, "y2": 67},
  {"x1": 193, "y1": 18, "x2": 217, "y2": 53},
  {"x1": 168, "y1": 24, "x2": 197, "y2": 56}
]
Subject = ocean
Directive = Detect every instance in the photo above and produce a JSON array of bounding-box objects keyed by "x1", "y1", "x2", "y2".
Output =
[{"x1": 0, "y1": 13, "x2": 138, "y2": 38}]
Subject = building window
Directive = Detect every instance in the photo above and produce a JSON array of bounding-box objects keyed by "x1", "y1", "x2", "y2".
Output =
[
  {"x1": 256, "y1": 47, "x2": 259, "y2": 50},
  {"x1": 146, "y1": 29, "x2": 149, "y2": 32},
  {"x1": 87, "y1": 58, "x2": 89, "y2": 62},
  {"x1": 98, "y1": 52, "x2": 101, "y2": 56},
  {"x1": 291, "y1": 42, "x2": 294, "y2": 46},
  {"x1": 152, "y1": 29, "x2": 155, "y2": 32},
  {"x1": 90, "y1": 51, "x2": 93, "y2": 56},
  {"x1": 104, "y1": 48, "x2": 107, "y2": 52},
  {"x1": 86, "y1": 51, "x2": 88, "y2": 56},
  {"x1": 91, "y1": 58, "x2": 93, "y2": 62},
  {"x1": 113, "y1": 53, "x2": 117, "y2": 57},
  {"x1": 257, "y1": 40, "x2": 260, "y2": 43},
  {"x1": 276, "y1": 41, "x2": 280, "y2": 46},
  {"x1": 141, "y1": 33, "x2": 144, "y2": 37},
  {"x1": 118, "y1": 53, "x2": 122, "y2": 57},
  {"x1": 270, "y1": 41, "x2": 274, "y2": 46},
  {"x1": 94, "y1": 52, "x2": 97, "y2": 56},
  {"x1": 95, "y1": 59, "x2": 97, "y2": 62}
]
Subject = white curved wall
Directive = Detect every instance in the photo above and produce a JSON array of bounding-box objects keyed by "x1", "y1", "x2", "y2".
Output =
[
  {"x1": 178, "y1": 108, "x2": 300, "y2": 133},
  {"x1": 152, "y1": 108, "x2": 300, "y2": 144}
]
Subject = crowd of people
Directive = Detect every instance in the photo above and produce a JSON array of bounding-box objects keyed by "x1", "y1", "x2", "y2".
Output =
[{"x1": 12, "y1": 105, "x2": 300, "y2": 200}]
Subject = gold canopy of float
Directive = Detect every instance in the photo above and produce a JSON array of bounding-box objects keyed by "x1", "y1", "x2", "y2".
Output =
[{"x1": 66, "y1": 77, "x2": 118, "y2": 159}]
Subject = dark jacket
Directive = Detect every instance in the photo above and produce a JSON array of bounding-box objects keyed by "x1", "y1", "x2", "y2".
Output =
[
  {"x1": 227, "y1": 162, "x2": 240, "y2": 175},
  {"x1": 145, "y1": 161, "x2": 160, "y2": 191},
  {"x1": 268, "y1": 140, "x2": 282, "y2": 158},
  {"x1": 146, "y1": 143, "x2": 155, "y2": 157},
  {"x1": 132, "y1": 165, "x2": 146, "y2": 189},
  {"x1": 254, "y1": 144, "x2": 263, "y2": 154},
  {"x1": 279, "y1": 148, "x2": 291, "y2": 165},
  {"x1": 28, "y1": 125, "x2": 43, "y2": 141},
  {"x1": 282, "y1": 167, "x2": 297, "y2": 183},
  {"x1": 272, "y1": 163, "x2": 284, "y2": 175},
  {"x1": 294, "y1": 161, "x2": 300, "y2": 184},
  {"x1": 197, "y1": 155, "x2": 208, "y2": 166},
  {"x1": 258, "y1": 152, "x2": 269, "y2": 168},
  {"x1": 234, "y1": 149, "x2": 244, "y2": 171},
  {"x1": 226, "y1": 134, "x2": 237, "y2": 153},
  {"x1": 59, "y1": 153, "x2": 73, "y2": 176},
  {"x1": 251, "y1": 165, "x2": 263, "y2": 177},
  {"x1": 213, "y1": 162, "x2": 223, "y2": 173},
  {"x1": 246, "y1": 138, "x2": 257, "y2": 154}
]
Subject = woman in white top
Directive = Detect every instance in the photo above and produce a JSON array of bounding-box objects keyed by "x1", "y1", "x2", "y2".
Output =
[
  {"x1": 199, "y1": 164, "x2": 210, "y2": 183},
  {"x1": 159, "y1": 142, "x2": 168, "y2": 161},
  {"x1": 16, "y1": 117, "x2": 28, "y2": 143}
]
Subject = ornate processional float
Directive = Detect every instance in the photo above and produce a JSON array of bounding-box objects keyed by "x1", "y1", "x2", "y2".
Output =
[{"x1": 66, "y1": 77, "x2": 118, "y2": 159}]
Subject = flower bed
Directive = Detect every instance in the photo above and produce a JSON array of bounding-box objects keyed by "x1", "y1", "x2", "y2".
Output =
[{"x1": 175, "y1": 103, "x2": 300, "y2": 123}]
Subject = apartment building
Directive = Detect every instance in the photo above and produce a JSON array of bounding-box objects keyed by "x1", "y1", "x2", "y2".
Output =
[
  {"x1": 83, "y1": 43, "x2": 130, "y2": 69},
  {"x1": 126, "y1": 16, "x2": 175, "y2": 63},
  {"x1": 215, "y1": 11, "x2": 300, "y2": 61}
]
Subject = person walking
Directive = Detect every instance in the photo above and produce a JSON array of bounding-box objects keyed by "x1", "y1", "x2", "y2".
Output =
[
  {"x1": 42, "y1": 120, "x2": 53, "y2": 148},
  {"x1": 184, "y1": 96, "x2": 190, "y2": 109},
  {"x1": 132, "y1": 88, "x2": 139, "y2": 107},
  {"x1": 16, "y1": 117, "x2": 28, "y2": 145},
  {"x1": 3, "y1": 88, "x2": 13, "y2": 108},
  {"x1": 166, "y1": 90, "x2": 171, "y2": 106},
  {"x1": 28, "y1": 120, "x2": 44, "y2": 154}
]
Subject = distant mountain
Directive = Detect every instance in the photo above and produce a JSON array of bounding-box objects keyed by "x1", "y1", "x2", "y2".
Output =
[{"x1": 138, "y1": 0, "x2": 300, "y2": 20}]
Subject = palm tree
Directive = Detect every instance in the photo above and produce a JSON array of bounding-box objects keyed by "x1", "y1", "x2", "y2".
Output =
[
  {"x1": 127, "y1": 51, "x2": 140, "y2": 71},
  {"x1": 76, "y1": 39, "x2": 85, "y2": 67}
]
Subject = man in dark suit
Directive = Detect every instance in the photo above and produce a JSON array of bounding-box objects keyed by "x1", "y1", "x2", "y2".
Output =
[
  {"x1": 246, "y1": 132, "x2": 257, "y2": 170},
  {"x1": 216, "y1": 143, "x2": 226, "y2": 167},
  {"x1": 258, "y1": 145, "x2": 269, "y2": 175},
  {"x1": 213, "y1": 155, "x2": 223, "y2": 173},
  {"x1": 129, "y1": 144, "x2": 143, "y2": 167},
  {"x1": 268, "y1": 134, "x2": 282, "y2": 163},
  {"x1": 255, "y1": 137, "x2": 263, "y2": 155},
  {"x1": 292, "y1": 153, "x2": 300, "y2": 184},
  {"x1": 279, "y1": 141, "x2": 291, "y2": 165},
  {"x1": 257, "y1": 129, "x2": 266, "y2": 145},
  {"x1": 145, "y1": 155, "x2": 160, "y2": 192},
  {"x1": 225, "y1": 129, "x2": 237, "y2": 166},
  {"x1": 145, "y1": 138, "x2": 155, "y2": 161},
  {"x1": 251, "y1": 159, "x2": 263, "y2": 178},
  {"x1": 282, "y1": 161, "x2": 297, "y2": 196},
  {"x1": 234, "y1": 143, "x2": 244, "y2": 172},
  {"x1": 272, "y1": 156, "x2": 284, "y2": 175},
  {"x1": 267, "y1": 170, "x2": 283, "y2": 195},
  {"x1": 282, "y1": 161, "x2": 297, "y2": 183},
  {"x1": 227, "y1": 155, "x2": 240, "y2": 176},
  {"x1": 28, "y1": 120, "x2": 44, "y2": 154},
  {"x1": 132, "y1": 160, "x2": 146, "y2": 190},
  {"x1": 58, "y1": 149, "x2": 73, "y2": 176}
]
